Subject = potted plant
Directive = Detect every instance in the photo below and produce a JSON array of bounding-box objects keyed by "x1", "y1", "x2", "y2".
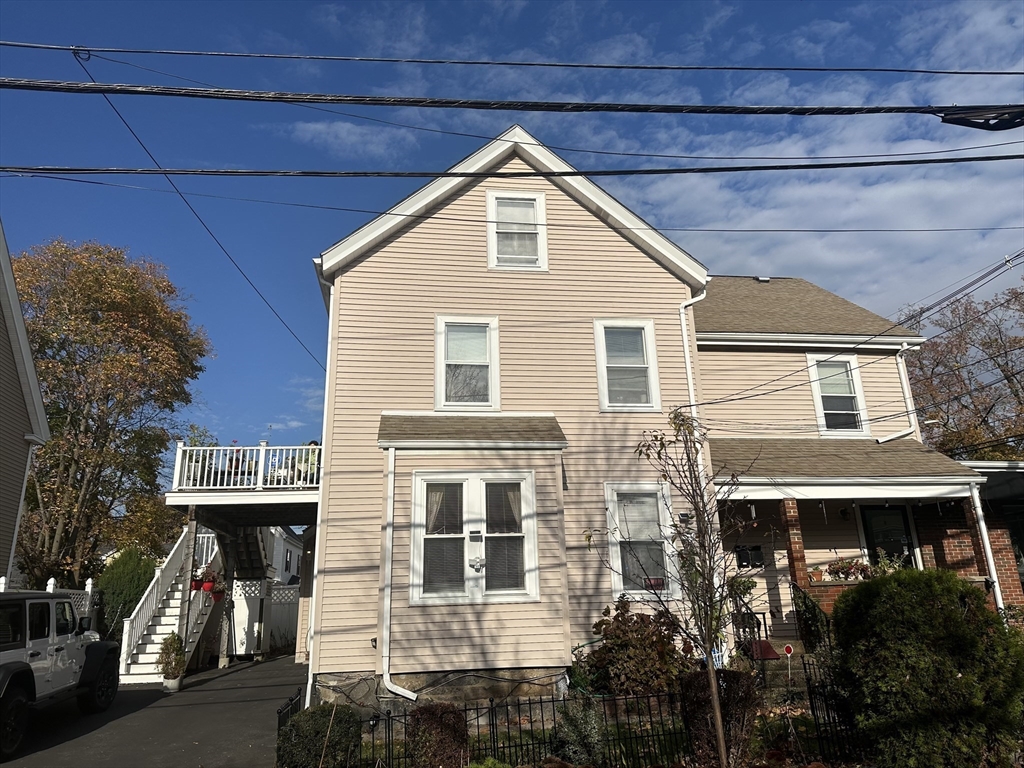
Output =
[
  {"x1": 809, "y1": 565, "x2": 824, "y2": 582},
  {"x1": 157, "y1": 632, "x2": 186, "y2": 692},
  {"x1": 826, "y1": 557, "x2": 870, "y2": 581},
  {"x1": 211, "y1": 581, "x2": 227, "y2": 603},
  {"x1": 189, "y1": 565, "x2": 207, "y2": 591}
]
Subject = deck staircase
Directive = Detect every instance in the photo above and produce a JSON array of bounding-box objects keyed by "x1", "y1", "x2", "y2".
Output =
[{"x1": 120, "y1": 527, "x2": 222, "y2": 684}]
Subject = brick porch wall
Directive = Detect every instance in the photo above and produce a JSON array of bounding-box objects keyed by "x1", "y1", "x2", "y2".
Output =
[
  {"x1": 913, "y1": 502, "x2": 984, "y2": 576},
  {"x1": 805, "y1": 582, "x2": 859, "y2": 614},
  {"x1": 986, "y1": 507, "x2": 1024, "y2": 607},
  {"x1": 780, "y1": 498, "x2": 809, "y2": 589}
]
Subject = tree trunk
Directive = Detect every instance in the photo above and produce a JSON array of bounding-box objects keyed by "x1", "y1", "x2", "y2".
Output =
[{"x1": 706, "y1": 636, "x2": 729, "y2": 768}]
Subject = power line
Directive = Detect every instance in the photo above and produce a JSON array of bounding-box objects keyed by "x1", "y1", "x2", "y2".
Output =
[
  {"x1": 86, "y1": 51, "x2": 1024, "y2": 163},
  {"x1": 3, "y1": 40, "x2": 1022, "y2": 76},
  {"x1": 69, "y1": 55, "x2": 325, "y2": 372},
  {"x1": 2, "y1": 77, "x2": 1022, "y2": 130},
  {"x1": 6, "y1": 172, "x2": 1022, "y2": 236},
  {"x1": 3, "y1": 153, "x2": 1021, "y2": 179}
]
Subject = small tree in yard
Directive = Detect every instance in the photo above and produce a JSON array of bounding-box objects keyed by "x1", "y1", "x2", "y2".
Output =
[{"x1": 587, "y1": 408, "x2": 754, "y2": 768}]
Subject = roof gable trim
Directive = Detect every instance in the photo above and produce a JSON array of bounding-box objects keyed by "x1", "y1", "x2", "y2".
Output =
[{"x1": 319, "y1": 125, "x2": 707, "y2": 287}]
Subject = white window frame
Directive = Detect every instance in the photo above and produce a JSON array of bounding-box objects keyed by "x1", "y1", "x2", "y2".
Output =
[
  {"x1": 486, "y1": 190, "x2": 548, "y2": 271},
  {"x1": 410, "y1": 470, "x2": 540, "y2": 605},
  {"x1": 435, "y1": 315, "x2": 501, "y2": 411},
  {"x1": 806, "y1": 353, "x2": 871, "y2": 437},
  {"x1": 594, "y1": 319, "x2": 662, "y2": 412},
  {"x1": 605, "y1": 482, "x2": 680, "y2": 600}
]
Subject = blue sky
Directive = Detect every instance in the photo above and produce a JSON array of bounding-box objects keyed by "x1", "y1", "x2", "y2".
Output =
[{"x1": 1, "y1": 0, "x2": 1022, "y2": 459}]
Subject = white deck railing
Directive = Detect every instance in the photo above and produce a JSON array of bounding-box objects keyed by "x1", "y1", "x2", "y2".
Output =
[
  {"x1": 121, "y1": 525, "x2": 190, "y2": 675},
  {"x1": 171, "y1": 442, "x2": 321, "y2": 492}
]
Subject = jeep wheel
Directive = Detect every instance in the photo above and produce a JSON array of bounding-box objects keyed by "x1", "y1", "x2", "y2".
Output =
[
  {"x1": 1, "y1": 685, "x2": 29, "y2": 760},
  {"x1": 78, "y1": 656, "x2": 119, "y2": 714}
]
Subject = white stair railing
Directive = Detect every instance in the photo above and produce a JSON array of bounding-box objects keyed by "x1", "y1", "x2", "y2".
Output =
[
  {"x1": 183, "y1": 546, "x2": 222, "y2": 667},
  {"x1": 120, "y1": 526, "x2": 190, "y2": 675}
]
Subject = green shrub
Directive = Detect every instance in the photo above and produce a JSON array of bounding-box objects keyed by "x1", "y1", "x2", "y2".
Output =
[
  {"x1": 554, "y1": 698, "x2": 603, "y2": 766},
  {"x1": 578, "y1": 597, "x2": 692, "y2": 695},
  {"x1": 96, "y1": 547, "x2": 157, "y2": 641},
  {"x1": 407, "y1": 702, "x2": 468, "y2": 768},
  {"x1": 831, "y1": 569, "x2": 1024, "y2": 768},
  {"x1": 467, "y1": 759, "x2": 513, "y2": 768},
  {"x1": 679, "y1": 668, "x2": 761, "y2": 765},
  {"x1": 277, "y1": 703, "x2": 361, "y2": 768},
  {"x1": 156, "y1": 632, "x2": 185, "y2": 679}
]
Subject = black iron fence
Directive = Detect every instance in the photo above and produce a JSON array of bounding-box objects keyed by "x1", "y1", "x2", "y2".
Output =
[
  {"x1": 277, "y1": 686, "x2": 303, "y2": 730},
  {"x1": 279, "y1": 690, "x2": 695, "y2": 768},
  {"x1": 802, "y1": 657, "x2": 860, "y2": 763},
  {"x1": 790, "y1": 582, "x2": 833, "y2": 654}
]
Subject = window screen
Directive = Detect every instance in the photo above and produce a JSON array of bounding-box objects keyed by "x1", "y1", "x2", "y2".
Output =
[
  {"x1": 495, "y1": 198, "x2": 539, "y2": 264},
  {"x1": 485, "y1": 482, "x2": 525, "y2": 591},
  {"x1": 423, "y1": 483, "x2": 466, "y2": 593},
  {"x1": 617, "y1": 492, "x2": 667, "y2": 591}
]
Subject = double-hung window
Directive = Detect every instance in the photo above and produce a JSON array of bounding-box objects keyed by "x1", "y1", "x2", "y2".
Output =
[
  {"x1": 594, "y1": 319, "x2": 661, "y2": 411},
  {"x1": 412, "y1": 471, "x2": 539, "y2": 604},
  {"x1": 486, "y1": 190, "x2": 547, "y2": 270},
  {"x1": 605, "y1": 483, "x2": 677, "y2": 598},
  {"x1": 435, "y1": 316, "x2": 500, "y2": 410},
  {"x1": 807, "y1": 354, "x2": 870, "y2": 436}
]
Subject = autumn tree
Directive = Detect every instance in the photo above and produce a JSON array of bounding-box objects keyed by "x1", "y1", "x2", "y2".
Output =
[
  {"x1": 13, "y1": 239, "x2": 209, "y2": 587},
  {"x1": 904, "y1": 274, "x2": 1024, "y2": 460}
]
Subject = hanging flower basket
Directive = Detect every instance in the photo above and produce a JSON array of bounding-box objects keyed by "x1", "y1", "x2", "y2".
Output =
[
  {"x1": 190, "y1": 579, "x2": 204, "y2": 591},
  {"x1": 212, "y1": 589, "x2": 225, "y2": 603},
  {"x1": 202, "y1": 580, "x2": 215, "y2": 592}
]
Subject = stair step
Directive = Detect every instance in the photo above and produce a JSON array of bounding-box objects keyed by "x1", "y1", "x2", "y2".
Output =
[
  {"x1": 120, "y1": 672, "x2": 167, "y2": 685},
  {"x1": 125, "y1": 661, "x2": 162, "y2": 675},
  {"x1": 148, "y1": 615, "x2": 180, "y2": 627}
]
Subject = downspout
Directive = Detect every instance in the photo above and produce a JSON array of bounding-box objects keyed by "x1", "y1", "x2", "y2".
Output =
[
  {"x1": 970, "y1": 483, "x2": 1005, "y2": 612},
  {"x1": 381, "y1": 447, "x2": 417, "y2": 700},
  {"x1": 878, "y1": 342, "x2": 920, "y2": 444},
  {"x1": 305, "y1": 270, "x2": 335, "y2": 708}
]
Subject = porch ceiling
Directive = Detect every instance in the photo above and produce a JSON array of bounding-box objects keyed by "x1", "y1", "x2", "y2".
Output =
[
  {"x1": 710, "y1": 437, "x2": 981, "y2": 482},
  {"x1": 182, "y1": 502, "x2": 317, "y2": 532}
]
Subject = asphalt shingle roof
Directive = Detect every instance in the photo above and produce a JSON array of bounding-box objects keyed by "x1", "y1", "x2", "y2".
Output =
[
  {"x1": 693, "y1": 276, "x2": 920, "y2": 337},
  {"x1": 378, "y1": 414, "x2": 567, "y2": 444},
  {"x1": 709, "y1": 437, "x2": 979, "y2": 479}
]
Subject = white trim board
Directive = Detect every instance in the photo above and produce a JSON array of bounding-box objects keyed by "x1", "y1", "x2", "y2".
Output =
[
  {"x1": 319, "y1": 125, "x2": 707, "y2": 288},
  {"x1": 719, "y1": 478, "x2": 979, "y2": 501},
  {"x1": 379, "y1": 440, "x2": 568, "y2": 450},
  {"x1": 696, "y1": 332, "x2": 924, "y2": 350},
  {"x1": 164, "y1": 490, "x2": 320, "y2": 506}
]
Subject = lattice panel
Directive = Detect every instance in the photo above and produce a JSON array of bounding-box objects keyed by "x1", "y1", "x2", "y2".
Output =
[
  {"x1": 232, "y1": 579, "x2": 266, "y2": 599},
  {"x1": 271, "y1": 585, "x2": 299, "y2": 603}
]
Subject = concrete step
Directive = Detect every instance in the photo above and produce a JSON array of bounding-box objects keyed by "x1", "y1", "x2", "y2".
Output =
[
  {"x1": 120, "y1": 672, "x2": 166, "y2": 685},
  {"x1": 132, "y1": 651, "x2": 160, "y2": 665},
  {"x1": 126, "y1": 661, "x2": 162, "y2": 676}
]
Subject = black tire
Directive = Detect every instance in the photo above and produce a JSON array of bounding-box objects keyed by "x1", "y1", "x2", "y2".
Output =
[
  {"x1": 1, "y1": 685, "x2": 29, "y2": 760},
  {"x1": 77, "y1": 656, "x2": 119, "y2": 714}
]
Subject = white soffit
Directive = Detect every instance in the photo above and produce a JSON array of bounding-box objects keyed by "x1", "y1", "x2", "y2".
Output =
[{"x1": 318, "y1": 125, "x2": 708, "y2": 288}]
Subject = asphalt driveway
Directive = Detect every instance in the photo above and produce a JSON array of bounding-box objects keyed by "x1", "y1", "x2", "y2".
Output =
[{"x1": 7, "y1": 656, "x2": 308, "y2": 768}]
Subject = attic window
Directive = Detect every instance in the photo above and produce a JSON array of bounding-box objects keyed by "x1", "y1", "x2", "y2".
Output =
[{"x1": 487, "y1": 190, "x2": 548, "y2": 271}]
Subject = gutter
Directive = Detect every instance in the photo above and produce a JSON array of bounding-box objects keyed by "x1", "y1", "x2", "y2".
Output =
[
  {"x1": 381, "y1": 447, "x2": 418, "y2": 700},
  {"x1": 969, "y1": 483, "x2": 1005, "y2": 612},
  {"x1": 878, "y1": 343, "x2": 920, "y2": 444}
]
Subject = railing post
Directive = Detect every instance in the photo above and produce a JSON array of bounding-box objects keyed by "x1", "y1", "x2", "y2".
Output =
[
  {"x1": 120, "y1": 618, "x2": 131, "y2": 674},
  {"x1": 46, "y1": 577, "x2": 56, "y2": 593},
  {"x1": 256, "y1": 440, "x2": 268, "y2": 490},
  {"x1": 173, "y1": 440, "x2": 185, "y2": 491},
  {"x1": 0, "y1": 576, "x2": 6, "y2": 592}
]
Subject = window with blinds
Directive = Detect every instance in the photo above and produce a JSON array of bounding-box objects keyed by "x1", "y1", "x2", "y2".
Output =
[
  {"x1": 436, "y1": 316, "x2": 500, "y2": 410},
  {"x1": 594, "y1": 319, "x2": 661, "y2": 411},
  {"x1": 808, "y1": 354, "x2": 870, "y2": 436},
  {"x1": 605, "y1": 483, "x2": 676, "y2": 598},
  {"x1": 411, "y1": 472, "x2": 538, "y2": 604},
  {"x1": 487, "y1": 190, "x2": 547, "y2": 270}
]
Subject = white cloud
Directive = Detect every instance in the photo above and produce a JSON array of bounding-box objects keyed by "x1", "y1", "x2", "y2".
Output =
[{"x1": 281, "y1": 120, "x2": 419, "y2": 161}]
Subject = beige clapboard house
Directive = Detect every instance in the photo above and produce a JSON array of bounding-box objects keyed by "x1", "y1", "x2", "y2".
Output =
[
  {"x1": 0, "y1": 220, "x2": 49, "y2": 580},
  {"x1": 305, "y1": 126, "x2": 1020, "y2": 702}
]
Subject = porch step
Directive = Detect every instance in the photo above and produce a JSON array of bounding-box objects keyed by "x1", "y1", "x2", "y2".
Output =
[
  {"x1": 120, "y1": 672, "x2": 166, "y2": 685},
  {"x1": 147, "y1": 614, "x2": 180, "y2": 628}
]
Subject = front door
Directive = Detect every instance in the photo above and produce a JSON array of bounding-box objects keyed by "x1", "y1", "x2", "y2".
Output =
[
  {"x1": 860, "y1": 505, "x2": 914, "y2": 565},
  {"x1": 25, "y1": 600, "x2": 52, "y2": 696}
]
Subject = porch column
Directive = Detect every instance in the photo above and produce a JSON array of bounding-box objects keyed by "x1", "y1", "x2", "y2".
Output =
[
  {"x1": 218, "y1": 543, "x2": 235, "y2": 669},
  {"x1": 966, "y1": 487, "x2": 1005, "y2": 611},
  {"x1": 780, "y1": 498, "x2": 809, "y2": 590}
]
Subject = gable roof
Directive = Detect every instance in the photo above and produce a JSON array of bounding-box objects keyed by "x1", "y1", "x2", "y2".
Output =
[
  {"x1": 0, "y1": 220, "x2": 49, "y2": 443},
  {"x1": 693, "y1": 275, "x2": 922, "y2": 340},
  {"x1": 318, "y1": 125, "x2": 707, "y2": 288}
]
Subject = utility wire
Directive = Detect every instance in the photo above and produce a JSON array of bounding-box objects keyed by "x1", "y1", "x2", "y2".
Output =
[
  {"x1": 3, "y1": 154, "x2": 1021, "y2": 178},
  {"x1": 6, "y1": 172, "x2": 1022, "y2": 235},
  {"x1": 3, "y1": 40, "x2": 1022, "y2": 76},
  {"x1": 70, "y1": 55, "x2": 325, "y2": 371},
  {"x1": 86, "y1": 51, "x2": 1024, "y2": 163},
  {"x1": 2, "y1": 77, "x2": 1022, "y2": 129}
]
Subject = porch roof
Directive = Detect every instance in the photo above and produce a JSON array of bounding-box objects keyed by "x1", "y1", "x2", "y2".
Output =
[
  {"x1": 709, "y1": 437, "x2": 981, "y2": 481},
  {"x1": 377, "y1": 412, "x2": 568, "y2": 449}
]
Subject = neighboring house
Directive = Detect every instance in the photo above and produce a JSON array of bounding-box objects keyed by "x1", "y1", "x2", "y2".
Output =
[
  {"x1": 0, "y1": 220, "x2": 49, "y2": 580},
  {"x1": 269, "y1": 525, "x2": 303, "y2": 585},
  {"x1": 692, "y1": 276, "x2": 1023, "y2": 632},
  {"x1": 292, "y1": 125, "x2": 1020, "y2": 703}
]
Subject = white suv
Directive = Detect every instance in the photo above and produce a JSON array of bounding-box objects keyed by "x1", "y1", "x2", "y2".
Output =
[{"x1": 1, "y1": 590, "x2": 120, "y2": 759}]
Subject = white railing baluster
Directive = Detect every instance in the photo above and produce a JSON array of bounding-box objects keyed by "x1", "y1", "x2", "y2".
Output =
[{"x1": 172, "y1": 444, "x2": 321, "y2": 492}]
